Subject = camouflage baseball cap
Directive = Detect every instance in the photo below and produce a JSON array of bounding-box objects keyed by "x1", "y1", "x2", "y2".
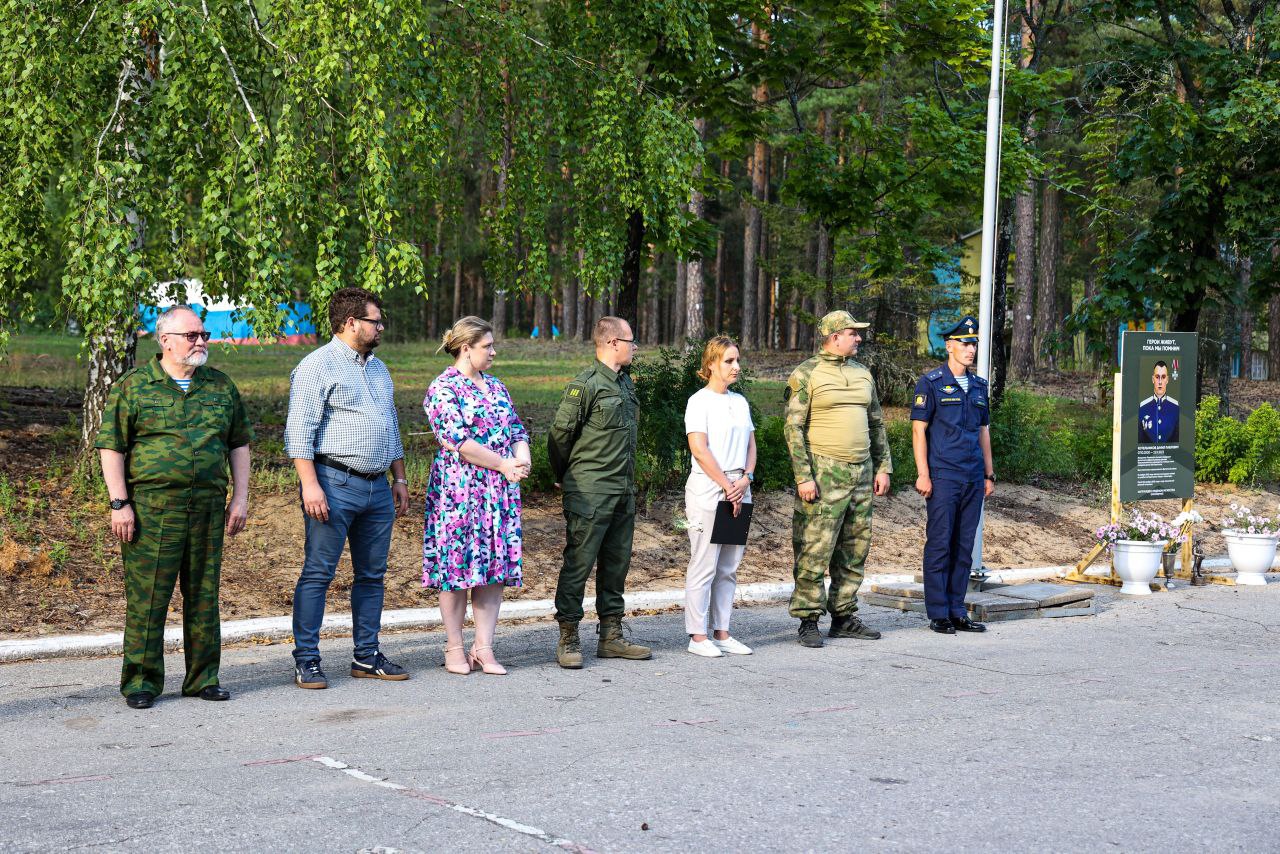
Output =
[{"x1": 818, "y1": 310, "x2": 871, "y2": 336}]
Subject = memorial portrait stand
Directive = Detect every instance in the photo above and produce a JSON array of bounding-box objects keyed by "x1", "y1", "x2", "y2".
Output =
[{"x1": 1066, "y1": 355, "x2": 1197, "y2": 588}]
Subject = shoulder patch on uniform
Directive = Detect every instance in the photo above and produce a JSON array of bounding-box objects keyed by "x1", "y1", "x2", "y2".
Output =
[
  {"x1": 914, "y1": 394, "x2": 926, "y2": 408},
  {"x1": 564, "y1": 382, "x2": 586, "y2": 404},
  {"x1": 926, "y1": 367, "x2": 945, "y2": 380},
  {"x1": 1140, "y1": 395, "x2": 1154, "y2": 406},
  {"x1": 973, "y1": 374, "x2": 988, "y2": 386},
  {"x1": 1164, "y1": 395, "x2": 1178, "y2": 406}
]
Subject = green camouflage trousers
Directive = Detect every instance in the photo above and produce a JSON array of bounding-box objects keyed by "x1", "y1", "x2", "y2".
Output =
[
  {"x1": 120, "y1": 501, "x2": 226, "y2": 697},
  {"x1": 790, "y1": 455, "x2": 874, "y2": 619}
]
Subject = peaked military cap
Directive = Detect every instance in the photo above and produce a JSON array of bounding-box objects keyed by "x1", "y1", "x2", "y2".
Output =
[
  {"x1": 818, "y1": 310, "x2": 871, "y2": 336},
  {"x1": 944, "y1": 315, "x2": 979, "y2": 342}
]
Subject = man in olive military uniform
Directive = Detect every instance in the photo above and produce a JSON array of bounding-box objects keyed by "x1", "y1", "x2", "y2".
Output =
[
  {"x1": 547, "y1": 316, "x2": 651, "y2": 668},
  {"x1": 911, "y1": 315, "x2": 994, "y2": 635},
  {"x1": 96, "y1": 306, "x2": 253, "y2": 709},
  {"x1": 784, "y1": 310, "x2": 892, "y2": 648}
]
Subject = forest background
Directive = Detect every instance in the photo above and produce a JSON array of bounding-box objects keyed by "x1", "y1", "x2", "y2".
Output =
[{"x1": 4, "y1": 0, "x2": 1280, "y2": 443}]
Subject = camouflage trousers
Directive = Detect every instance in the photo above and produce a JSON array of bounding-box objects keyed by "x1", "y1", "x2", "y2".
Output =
[
  {"x1": 789, "y1": 455, "x2": 874, "y2": 619},
  {"x1": 120, "y1": 500, "x2": 226, "y2": 697}
]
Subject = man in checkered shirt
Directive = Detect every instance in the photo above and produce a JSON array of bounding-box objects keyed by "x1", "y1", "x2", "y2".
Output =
[{"x1": 284, "y1": 287, "x2": 411, "y2": 689}]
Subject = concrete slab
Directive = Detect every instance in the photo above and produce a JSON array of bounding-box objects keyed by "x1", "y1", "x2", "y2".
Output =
[{"x1": 983, "y1": 581, "x2": 1094, "y2": 607}]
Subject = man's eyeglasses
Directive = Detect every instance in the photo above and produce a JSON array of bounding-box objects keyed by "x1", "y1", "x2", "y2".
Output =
[
  {"x1": 165, "y1": 331, "x2": 212, "y2": 343},
  {"x1": 612, "y1": 337, "x2": 636, "y2": 347},
  {"x1": 355, "y1": 316, "x2": 388, "y2": 330}
]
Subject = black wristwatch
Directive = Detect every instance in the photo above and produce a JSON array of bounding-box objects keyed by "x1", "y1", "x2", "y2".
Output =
[
  {"x1": 984, "y1": 473, "x2": 996, "y2": 483},
  {"x1": 109, "y1": 498, "x2": 131, "y2": 511}
]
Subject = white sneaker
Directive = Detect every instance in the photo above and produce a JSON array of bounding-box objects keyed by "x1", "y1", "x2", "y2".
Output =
[
  {"x1": 712, "y1": 636, "x2": 753, "y2": 655},
  {"x1": 687, "y1": 638, "x2": 724, "y2": 657}
]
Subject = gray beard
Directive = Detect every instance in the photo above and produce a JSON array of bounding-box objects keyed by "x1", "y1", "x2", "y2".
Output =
[{"x1": 179, "y1": 351, "x2": 209, "y2": 368}]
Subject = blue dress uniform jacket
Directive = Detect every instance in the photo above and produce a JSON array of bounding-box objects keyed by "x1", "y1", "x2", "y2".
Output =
[
  {"x1": 1138, "y1": 395, "x2": 1179, "y2": 444},
  {"x1": 910, "y1": 365, "x2": 990, "y2": 482},
  {"x1": 911, "y1": 364, "x2": 990, "y2": 621}
]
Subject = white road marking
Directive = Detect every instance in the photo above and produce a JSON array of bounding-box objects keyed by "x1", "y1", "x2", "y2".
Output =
[{"x1": 309, "y1": 756, "x2": 595, "y2": 853}]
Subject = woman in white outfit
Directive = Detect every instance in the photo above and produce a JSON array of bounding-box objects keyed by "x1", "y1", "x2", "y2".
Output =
[{"x1": 683, "y1": 336, "x2": 756, "y2": 657}]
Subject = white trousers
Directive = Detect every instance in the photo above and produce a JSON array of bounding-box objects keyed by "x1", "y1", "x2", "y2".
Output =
[{"x1": 683, "y1": 473, "x2": 750, "y2": 636}]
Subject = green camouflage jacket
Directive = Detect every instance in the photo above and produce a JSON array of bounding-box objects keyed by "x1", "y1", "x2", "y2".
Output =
[
  {"x1": 94, "y1": 355, "x2": 254, "y2": 508},
  {"x1": 783, "y1": 351, "x2": 891, "y2": 484}
]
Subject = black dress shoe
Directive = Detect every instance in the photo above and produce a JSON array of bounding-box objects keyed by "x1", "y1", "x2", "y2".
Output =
[
  {"x1": 197, "y1": 685, "x2": 231, "y2": 701},
  {"x1": 929, "y1": 619, "x2": 956, "y2": 635},
  {"x1": 952, "y1": 617, "x2": 987, "y2": 633},
  {"x1": 125, "y1": 691, "x2": 155, "y2": 709}
]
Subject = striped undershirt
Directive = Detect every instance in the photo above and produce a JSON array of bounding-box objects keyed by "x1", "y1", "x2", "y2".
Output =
[{"x1": 955, "y1": 373, "x2": 970, "y2": 393}]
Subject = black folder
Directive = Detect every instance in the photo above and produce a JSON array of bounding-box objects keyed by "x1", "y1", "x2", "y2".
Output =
[{"x1": 710, "y1": 500, "x2": 753, "y2": 545}]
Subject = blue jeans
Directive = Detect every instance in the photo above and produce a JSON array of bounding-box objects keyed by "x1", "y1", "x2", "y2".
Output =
[{"x1": 292, "y1": 464, "x2": 394, "y2": 664}]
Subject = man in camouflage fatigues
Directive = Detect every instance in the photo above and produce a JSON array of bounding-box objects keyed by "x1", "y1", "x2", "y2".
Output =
[
  {"x1": 95, "y1": 306, "x2": 253, "y2": 709},
  {"x1": 784, "y1": 310, "x2": 892, "y2": 648}
]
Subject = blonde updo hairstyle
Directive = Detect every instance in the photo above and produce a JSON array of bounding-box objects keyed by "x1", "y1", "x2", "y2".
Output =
[
  {"x1": 438, "y1": 315, "x2": 494, "y2": 358},
  {"x1": 698, "y1": 335, "x2": 739, "y2": 382}
]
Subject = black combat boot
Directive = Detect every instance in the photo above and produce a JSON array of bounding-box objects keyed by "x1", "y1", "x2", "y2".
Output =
[
  {"x1": 829, "y1": 614, "x2": 881, "y2": 640},
  {"x1": 797, "y1": 617, "x2": 824, "y2": 648}
]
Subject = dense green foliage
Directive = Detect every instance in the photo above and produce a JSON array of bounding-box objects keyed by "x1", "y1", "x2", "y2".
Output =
[{"x1": 1195, "y1": 396, "x2": 1280, "y2": 485}]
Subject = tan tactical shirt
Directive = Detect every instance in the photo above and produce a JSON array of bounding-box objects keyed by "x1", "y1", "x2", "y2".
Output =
[{"x1": 783, "y1": 351, "x2": 891, "y2": 484}]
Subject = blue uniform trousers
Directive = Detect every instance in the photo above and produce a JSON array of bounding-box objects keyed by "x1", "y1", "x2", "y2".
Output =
[{"x1": 923, "y1": 477, "x2": 983, "y2": 620}]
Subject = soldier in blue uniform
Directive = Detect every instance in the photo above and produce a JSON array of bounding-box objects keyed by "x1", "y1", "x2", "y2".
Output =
[
  {"x1": 1138, "y1": 361, "x2": 1179, "y2": 444},
  {"x1": 910, "y1": 316, "x2": 995, "y2": 635}
]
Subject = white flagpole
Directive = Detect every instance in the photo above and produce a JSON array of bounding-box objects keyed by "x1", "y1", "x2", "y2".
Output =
[{"x1": 972, "y1": 0, "x2": 1007, "y2": 577}]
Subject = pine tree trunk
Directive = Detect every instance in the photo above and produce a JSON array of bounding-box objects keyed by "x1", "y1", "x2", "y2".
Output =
[
  {"x1": 561, "y1": 274, "x2": 576, "y2": 343},
  {"x1": 619, "y1": 209, "x2": 644, "y2": 323},
  {"x1": 673, "y1": 259, "x2": 688, "y2": 344},
  {"x1": 1033, "y1": 183, "x2": 1061, "y2": 369},
  {"x1": 741, "y1": 147, "x2": 761, "y2": 349},
  {"x1": 686, "y1": 119, "x2": 707, "y2": 345},
  {"x1": 1008, "y1": 182, "x2": 1037, "y2": 380},
  {"x1": 645, "y1": 258, "x2": 661, "y2": 344},
  {"x1": 713, "y1": 159, "x2": 729, "y2": 334},
  {"x1": 1268, "y1": 292, "x2": 1280, "y2": 381}
]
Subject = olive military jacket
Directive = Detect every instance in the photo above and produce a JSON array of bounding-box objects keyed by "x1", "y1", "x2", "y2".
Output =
[
  {"x1": 783, "y1": 350, "x2": 892, "y2": 485},
  {"x1": 547, "y1": 360, "x2": 639, "y2": 494},
  {"x1": 94, "y1": 355, "x2": 254, "y2": 509}
]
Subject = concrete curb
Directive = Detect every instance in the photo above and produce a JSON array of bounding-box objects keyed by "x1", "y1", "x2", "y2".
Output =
[
  {"x1": 0, "y1": 567, "x2": 1068, "y2": 664},
  {"x1": 3, "y1": 560, "x2": 1271, "y2": 664}
]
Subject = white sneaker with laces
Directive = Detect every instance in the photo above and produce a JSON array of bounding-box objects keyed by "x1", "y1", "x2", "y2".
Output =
[
  {"x1": 687, "y1": 638, "x2": 724, "y2": 657},
  {"x1": 712, "y1": 636, "x2": 753, "y2": 655}
]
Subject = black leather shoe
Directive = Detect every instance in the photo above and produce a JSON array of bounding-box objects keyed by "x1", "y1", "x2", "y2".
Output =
[
  {"x1": 125, "y1": 691, "x2": 155, "y2": 709},
  {"x1": 197, "y1": 685, "x2": 231, "y2": 701},
  {"x1": 929, "y1": 619, "x2": 956, "y2": 635},
  {"x1": 952, "y1": 616, "x2": 987, "y2": 633}
]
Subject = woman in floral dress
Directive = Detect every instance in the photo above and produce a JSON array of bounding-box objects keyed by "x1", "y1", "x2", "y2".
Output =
[{"x1": 422, "y1": 316, "x2": 531, "y2": 675}]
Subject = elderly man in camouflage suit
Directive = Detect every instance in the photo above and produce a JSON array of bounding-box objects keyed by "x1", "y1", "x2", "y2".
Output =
[
  {"x1": 783, "y1": 310, "x2": 891, "y2": 648},
  {"x1": 96, "y1": 306, "x2": 253, "y2": 709}
]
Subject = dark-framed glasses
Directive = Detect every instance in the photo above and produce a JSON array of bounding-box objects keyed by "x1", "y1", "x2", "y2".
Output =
[
  {"x1": 613, "y1": 337, "x2": 636, "y2": 346},
  {"x1": 355, "y1": 316, "x2": 388, "y2": 330},
  {"x1": 166, "y1": 331, "x2": 212, "y2": 343}
]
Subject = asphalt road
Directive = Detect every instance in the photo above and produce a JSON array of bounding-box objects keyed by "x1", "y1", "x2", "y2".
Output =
[{"x1": 1, "y1": 582, "x2": 1277, "y2": 853}]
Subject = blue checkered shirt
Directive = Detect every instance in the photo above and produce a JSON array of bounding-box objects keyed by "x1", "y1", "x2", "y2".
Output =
[{"x1": 284, "y1": 337, "x2": 404, "y2": 473}]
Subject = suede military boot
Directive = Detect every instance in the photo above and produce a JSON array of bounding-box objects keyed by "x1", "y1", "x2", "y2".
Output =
[
  {"x1": 829, "y1": 614, "x2": 881, "y2": 640},
  {"x1": 557, "y1": 622, "x2": 584, "y2": 669},
  {"x1": 797, "y1": 617, "x2": 824, "y2": 648},
  {"x1": 596, "y1": 616, "x2": 652, "y2": 660}
]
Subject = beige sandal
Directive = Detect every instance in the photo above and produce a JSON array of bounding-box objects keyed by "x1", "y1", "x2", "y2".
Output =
[
  {"x1": 468, "y1": 645, "x2": 507, "y2": 676},
  {"x1": 443, "y1": 643, "x2": 470, "y2": 675}
]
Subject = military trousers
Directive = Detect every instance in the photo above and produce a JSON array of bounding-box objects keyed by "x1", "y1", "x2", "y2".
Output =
[
  {"x1": 789, "y1": 455, "x2": 874, "y2": 619},
  {"x1": 120, "y1": 501, "x2": 226, "y2": 697},
  {"x1": 555, "y1": 491, "x2": 635, "y2": 624},
  {"x1": 922, "y1": 477, "x2": 983, "y2": 620}
]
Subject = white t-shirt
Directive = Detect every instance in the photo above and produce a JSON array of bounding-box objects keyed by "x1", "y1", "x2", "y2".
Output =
[{"x1": 684, "y1": 387, "x2": 755, "y2": 477}]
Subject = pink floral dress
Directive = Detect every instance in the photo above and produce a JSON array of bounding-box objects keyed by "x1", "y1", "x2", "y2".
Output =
[{"x1": 421, "y1": 367, "x2": 529, "y2": 591}]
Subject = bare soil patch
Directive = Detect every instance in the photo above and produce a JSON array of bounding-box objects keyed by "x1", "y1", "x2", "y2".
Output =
[{"x1": 1, "y1": 383, "x2": 1276, "y2": 641}]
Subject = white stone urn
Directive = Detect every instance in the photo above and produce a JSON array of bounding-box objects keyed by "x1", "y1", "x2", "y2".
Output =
[
  {"x1": 1112, "y1": 539, "x2": 1167, "y2": 595},
  {"x1": 1223, "y1": 531, "x2": 1278, "y2": 586}
]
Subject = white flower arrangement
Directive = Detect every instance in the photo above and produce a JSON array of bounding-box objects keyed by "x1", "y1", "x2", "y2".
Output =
[{"x1": 1219, "y1": 503, "x2": 1280, "y2": 537}]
